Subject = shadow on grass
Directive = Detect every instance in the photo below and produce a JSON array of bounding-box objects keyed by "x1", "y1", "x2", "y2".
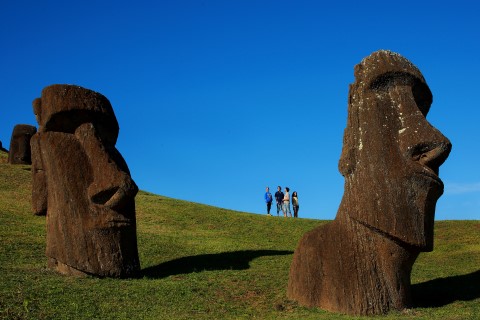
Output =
[
  {"x1": 412, "y1": 269, "x2": 480, "y2": 308},
  {"x1": 141, "y1": 249, "x2": 293, "y2": 279}
]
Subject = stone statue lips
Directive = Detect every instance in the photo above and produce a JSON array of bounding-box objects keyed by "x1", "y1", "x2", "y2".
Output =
[
  {"x1": 417, "y1": 167, "x2": 444, "y2": 187},
  {"x1": 409, "y1": 142, "x2": 452, "y2": 194},
  {"x1": 91, "y1": 205, "x2": 135, "y2": 229}
]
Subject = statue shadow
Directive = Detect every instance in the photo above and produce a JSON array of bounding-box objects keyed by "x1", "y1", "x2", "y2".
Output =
[
  {"x1": 412, "y1": 270, "x2": 480, "y2": 308},
  {"x1": 141, "y1": 249, "x2": 293, "y2": 279}
]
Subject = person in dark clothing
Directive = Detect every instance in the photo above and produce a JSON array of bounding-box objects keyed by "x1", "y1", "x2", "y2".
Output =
[
  {"x1": 292, "y1": 191, "x2": 299, "y2": 218},
  {"x1": 274, "y1": 186, "x2": 284, "y2": 216}
]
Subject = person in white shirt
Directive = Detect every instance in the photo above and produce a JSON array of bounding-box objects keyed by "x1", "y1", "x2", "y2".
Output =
[{"x1": 283, "y1": 187, "x2": 292, "y2": 217}]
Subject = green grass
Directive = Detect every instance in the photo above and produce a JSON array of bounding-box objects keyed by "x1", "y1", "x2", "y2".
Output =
[{"x1": 0, "y1": 151, "x2": 479, "y2": 319}]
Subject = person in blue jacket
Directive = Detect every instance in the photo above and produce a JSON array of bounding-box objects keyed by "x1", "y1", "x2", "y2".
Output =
[{"x1": 264, "y1": 187, "x2": 273, "y2": 216}]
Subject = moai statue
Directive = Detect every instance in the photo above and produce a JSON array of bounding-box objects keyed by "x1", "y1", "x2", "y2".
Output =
[
  {"x1": 7, "y1": 124, "x2": 37, "y2": 164},
  {"x1": 287, "y1": 50, "x2": 452, "y2": 315},
  {"x1": 0, "y1": 140, "x2": 8, "y2": 152},
  {"x1": 31, "y1": 84, "x2": 140, "y2": 277}
]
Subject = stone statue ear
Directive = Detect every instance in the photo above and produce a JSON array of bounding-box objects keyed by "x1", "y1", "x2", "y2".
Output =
[
  {"x1": 339, "y1": 146, "x2": 356, "y2": 176},
  {"x1": 32, "y1": 98, "x2": 43, "y2": 131},
  {"x1": 338, "y1": 86, "x2": 358, "y2": 176}
]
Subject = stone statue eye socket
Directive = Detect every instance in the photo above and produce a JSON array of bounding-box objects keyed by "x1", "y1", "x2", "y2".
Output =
[
  {"x1": 44, "y1": 110, "x2": 97, "y2": 134},
  {"x1": 412, "y1": 82, "x2": 432, "y2": 117},
  {"x1": 369, "y1": 72, "x2": 409, "y2": 91},
  {"x1": 43, "y1": 111, "x2": 118, "y2": 145},
  {"x1": 369, "y1": 72, "x2": 432, "y2": 117}
]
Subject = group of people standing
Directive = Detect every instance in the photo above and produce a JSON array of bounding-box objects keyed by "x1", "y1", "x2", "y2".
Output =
[{"x1": 264, "y1": 186, "x2": 299, "y2": 218}]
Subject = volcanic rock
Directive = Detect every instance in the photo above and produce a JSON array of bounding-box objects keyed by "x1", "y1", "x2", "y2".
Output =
[
  {"x1": 287, "y1": 50, "x2": 452, "y2": 315},
  {"x1": 7, "y1": 124, "x2": 36, "y2": 164},
  {"x1": 31, "y1": 84, "x2": 140, "y2": 277}
]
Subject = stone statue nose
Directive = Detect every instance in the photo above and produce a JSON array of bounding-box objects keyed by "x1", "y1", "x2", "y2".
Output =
[
  {"x1": 74, "y1": 123, "x2": 138, "y2": 210},
  {"x1": 410, "y1": 140, "x2": 452, "y2": 175},
  {"x1": 90, "y1": 174, "x2": 138, "y2": 211},
  {"x1": 406, "y1": 117, "x2": 452, "y2": 175},
  {"x1": 87, "y1": 148, "x2": 138, "y2": 211}
]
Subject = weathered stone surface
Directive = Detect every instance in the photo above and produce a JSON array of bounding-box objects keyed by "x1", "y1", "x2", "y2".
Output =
[
  {"x1": 7, "y1": 124, "x2": 36, "y2": 164},
  {"x1": 287, "y1": 50, "x2": 452, "y2": 315},
  {"x1": 31, "y1": 84, "x2": 140, "y2": 277},
  {"x1": 30, "y1": 135, "x2": 47, "y2": 216}
]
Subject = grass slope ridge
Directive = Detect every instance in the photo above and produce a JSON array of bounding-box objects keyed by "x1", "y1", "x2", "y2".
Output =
[{"x1": 0, "y1": 152, "x2": 479, "y2": 319}]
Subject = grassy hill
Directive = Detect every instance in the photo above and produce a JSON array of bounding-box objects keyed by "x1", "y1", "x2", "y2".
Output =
[{"x1": 0, "y1": 150, "x2": 479, "y2": 319}]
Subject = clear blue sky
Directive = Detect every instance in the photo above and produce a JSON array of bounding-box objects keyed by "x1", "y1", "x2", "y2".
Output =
[{"x1": 1, "y1": 1, "x2": 479, "y2": 220}]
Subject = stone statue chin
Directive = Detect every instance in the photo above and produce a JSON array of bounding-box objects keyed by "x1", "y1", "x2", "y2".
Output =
[
  {"x1": 31, "y1": 84, "x2": 140, "y2": 278},
  {"x1": 287, "y1": 50, "x2": 452, "y2": 315}
]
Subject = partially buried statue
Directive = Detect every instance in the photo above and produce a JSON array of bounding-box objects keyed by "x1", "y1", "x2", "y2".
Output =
[
  {"x1": 7, "y1": 124, "x2": 37, "y2": 164},
  {"x1": 0, "y1": 140, "x2": 8, "y2": 152},
  {"x1": 287, "y1": 50, "x2": 452, "y2": 315},
  {"x1": 31, "y1": 84, "x2": 140, "y2": 277}
]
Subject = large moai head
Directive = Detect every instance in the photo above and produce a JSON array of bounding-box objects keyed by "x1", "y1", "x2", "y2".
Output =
[
  {"x1": 0, "y1": 140, "x2": 7, "y2": 152},
  {"x1": 31, "y1": 84, "x2": 140, "y2": 277},
  {"x1": 7, "y1": 124, "x2": 37, "y2": 164},
  {"x1": 338, "y1": 50, "x2": 451, "y2": 250}
]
